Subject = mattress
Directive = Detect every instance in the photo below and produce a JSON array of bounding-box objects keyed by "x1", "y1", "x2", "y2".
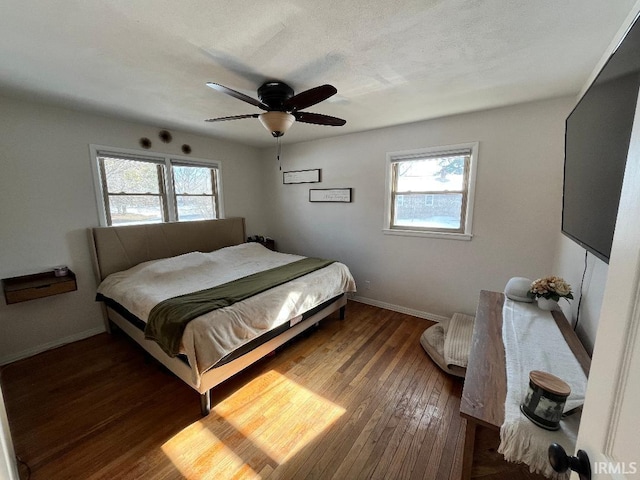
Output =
[{"x1": 97, "y1": 243, "x2": 356, "y2": 385}]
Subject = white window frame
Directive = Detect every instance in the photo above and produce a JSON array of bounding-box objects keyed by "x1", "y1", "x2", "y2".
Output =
[
  {"x1": 383, "y1": 142, "x2": 478, "y2": 241},
  {"x1": 89, "y1": 144, "x2": 224, "y2": 227}
]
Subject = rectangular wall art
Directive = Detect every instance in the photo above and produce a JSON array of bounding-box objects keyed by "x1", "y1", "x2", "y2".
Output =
[
  {"x1": 309, "y1": 188, "x2": 352, "y2": 203},
  {"x1": 283, "y1": 169, "x2": 321, "y2": 184}
]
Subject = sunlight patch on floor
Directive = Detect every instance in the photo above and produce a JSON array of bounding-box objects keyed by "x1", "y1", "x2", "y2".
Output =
[
  {"x1": 213, "y1": 370, "x2": 346, "y2": 464},
  {"x1": 160, "y1": 370, "x2": 345, "y2": 478},
  {"x1": 161, "y1": 420, "x2": 259, "y2": 479}
]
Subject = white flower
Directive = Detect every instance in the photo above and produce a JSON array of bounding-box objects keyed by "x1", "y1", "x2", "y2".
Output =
[{"x1": 528, "y1": 275, "x2": 573, "y2": 301}]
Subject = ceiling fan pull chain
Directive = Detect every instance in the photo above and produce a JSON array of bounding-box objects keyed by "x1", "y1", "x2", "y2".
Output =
[{"x1": 276, "y1": 136, "x2": 282, "y2": 171}]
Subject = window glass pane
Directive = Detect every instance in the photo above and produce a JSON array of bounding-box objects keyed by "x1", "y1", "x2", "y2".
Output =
[
  {"x1": 394, "y1": 193, "x2": 462, "y2": 230},
  {"x1": 395, "y1": 156, "x2": 465, "y2": 192},
  {"x1": 173, "y1": 166, "x2": 213, "y2": 194},
  {"x1": 102, "y1": 157, "x2": 161, "y2": 194},
  {"x1": 176, "y1": 195, "x2": 215, "y2": 221},
  {"x1": 108, "y1": 195, "x2": 163, "y2": 225}
]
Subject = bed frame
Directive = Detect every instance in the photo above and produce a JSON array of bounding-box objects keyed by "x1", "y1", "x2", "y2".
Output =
[{"x1": 89, "y1": 218, "x2": 346, "y2": 415}]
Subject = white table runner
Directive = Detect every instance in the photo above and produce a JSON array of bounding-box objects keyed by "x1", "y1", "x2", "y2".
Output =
[{"x1": 498, "y1": 299, "x2": 587, "y2": 479}]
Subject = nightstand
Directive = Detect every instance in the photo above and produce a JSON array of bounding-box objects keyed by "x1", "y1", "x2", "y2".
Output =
[
  {"x1": 2, "y1": 270, "x2": 77, "y2": 304},
  {"x1": 247, "y1": 237, "x2": 276, "y2": 251}
]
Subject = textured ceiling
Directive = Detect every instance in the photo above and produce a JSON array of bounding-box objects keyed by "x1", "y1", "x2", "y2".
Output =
[{"x1": 0, "y1": 1, "x2": 637, "y2": 147}]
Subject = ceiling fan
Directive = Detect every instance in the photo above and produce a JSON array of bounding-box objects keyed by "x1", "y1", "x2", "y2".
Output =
[{"x1": 205, "y1": 81, "x2": 346, "y2": 138}]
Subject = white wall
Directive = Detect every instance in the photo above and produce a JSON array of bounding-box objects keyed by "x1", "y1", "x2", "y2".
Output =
[
  {"x1": 261, "y1": 96, "x2": 575, "y2": 320},
  {"x1": 0, "y1": 95, "x2": 265, "y2": 364},
  {"x1": 0, "y1": 92, "x2": 605, "y2": 361},
  {"x1": 553, "y1": 237, "x2": 608, "y2": 355}
]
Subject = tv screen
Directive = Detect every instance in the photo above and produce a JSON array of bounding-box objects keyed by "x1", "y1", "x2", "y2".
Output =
[{"x1": 562, "y1": 14, "x2": 640, "y2": 263}]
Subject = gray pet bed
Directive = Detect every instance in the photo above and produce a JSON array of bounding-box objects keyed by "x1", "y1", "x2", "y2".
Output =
[{"x1": 420, "y1": 313, "x2": 475, "y2": 378}]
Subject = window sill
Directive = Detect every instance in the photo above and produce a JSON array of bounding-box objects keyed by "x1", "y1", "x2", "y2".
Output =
[{"x1": 382, "y1": 228, "x2": 473, "y2": 241}]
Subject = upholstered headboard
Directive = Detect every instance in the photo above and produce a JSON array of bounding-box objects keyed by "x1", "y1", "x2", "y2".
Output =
[{"x1": 89, "y1": 217, "x2": 246, "y2": 281}]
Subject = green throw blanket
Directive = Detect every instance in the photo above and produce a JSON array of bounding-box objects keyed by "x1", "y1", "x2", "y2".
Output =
[{"x1": 145, "y1": 257, "x2": 335, "y2": 356}]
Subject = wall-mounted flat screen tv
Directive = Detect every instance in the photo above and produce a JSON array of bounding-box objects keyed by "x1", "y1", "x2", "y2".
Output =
[{"x1": 563, "y1": 13, "x2": 640, "y2": 263}]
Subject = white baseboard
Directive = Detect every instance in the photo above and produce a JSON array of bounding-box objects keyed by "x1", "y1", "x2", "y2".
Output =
[
  {"x1": 349, "y1": 295, "x2": 450, "y2": 323},
  {"x1": 0, "y1": 327, "x2": 105, "y2": 366}
]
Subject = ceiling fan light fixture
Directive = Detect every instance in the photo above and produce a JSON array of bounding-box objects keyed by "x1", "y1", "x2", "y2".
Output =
[
  {"x1": 259, "y1": 111, "x2": 295, "y2": 137},
  {"x1": 206, "y1": 81, "x2": 345, "y2": 138}
]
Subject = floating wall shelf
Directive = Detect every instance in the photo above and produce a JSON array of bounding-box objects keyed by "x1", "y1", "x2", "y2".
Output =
[{"x1": 2, "y1": 270, "x2": 77, "y2": 304}]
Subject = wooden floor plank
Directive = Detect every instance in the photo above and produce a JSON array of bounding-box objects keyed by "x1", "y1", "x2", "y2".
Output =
[
  {"x1": 1, "y1": 301, "x2": 482, "y2": 480},
  {"x1": 421, "y1": 382, "x2": 464, "y2": 480},
  {"x1": 351, "y1": 334, "x2": 432, "y2": 478},
  {"x1": 268, "y1": 323, "x2": 423, "y2": 480},
  {"x1": 373, "y1": 359, "x2": 440, "y2": 479},
  {"x1": 328, "y1": 325, "x2": 430, "y2": 480}
]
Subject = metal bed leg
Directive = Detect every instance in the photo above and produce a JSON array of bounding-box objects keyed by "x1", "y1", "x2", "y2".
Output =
[
  {"x1": 200, "y1": 390, "x2": 211, "y2": 416},
  {"x1": 339, "y1": 305, "x2": 346, "y2": 320}
]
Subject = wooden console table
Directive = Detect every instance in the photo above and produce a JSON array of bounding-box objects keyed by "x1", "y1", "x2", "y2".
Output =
[{"x1": 459, "y1": 290, "x2": 591, "y2": 479}]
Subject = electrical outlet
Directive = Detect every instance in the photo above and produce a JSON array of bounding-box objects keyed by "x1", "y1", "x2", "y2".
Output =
[{"x1": 364, "y1": 280, "x2": 371, "y2": 290}]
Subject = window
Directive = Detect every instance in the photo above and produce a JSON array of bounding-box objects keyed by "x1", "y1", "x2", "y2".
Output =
[
  {"x1": 384, "y1": 143, "x2": 478, "y2": 240},
  {"x1": 172, "y1": 163, "x2": 219, "y2": 222},
  {"x1": 90, "y1": 146, "x2": 223, "y2": 226}
]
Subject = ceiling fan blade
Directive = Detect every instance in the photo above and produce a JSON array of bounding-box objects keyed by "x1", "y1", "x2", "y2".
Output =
[
  {"x1": 206, "y1": 83, "x2": 270, "y2": 111},
  {"x1": 205, "y1": 114, "x2": 260, "y2": 122},
  {"x1": 294, "y1": 111, "x2": 346, "y2": 126},
  {"x1": 284, "y1": 84, "x2": 337, "y2": 111}
]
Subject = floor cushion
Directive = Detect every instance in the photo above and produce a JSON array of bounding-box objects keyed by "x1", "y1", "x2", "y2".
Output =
[{"x1": 420, "y1": 314, "x2": 472, "y2": 378}]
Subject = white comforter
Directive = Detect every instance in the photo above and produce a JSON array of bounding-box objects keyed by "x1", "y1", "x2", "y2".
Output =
[{"x1": 97, "y1": 243, "x2": 356, "y2": 386}]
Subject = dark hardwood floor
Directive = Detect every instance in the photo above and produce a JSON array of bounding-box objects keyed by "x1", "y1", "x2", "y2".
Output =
[{"x1": 1, "y1": 301, "x2": 468, "y2": 479}]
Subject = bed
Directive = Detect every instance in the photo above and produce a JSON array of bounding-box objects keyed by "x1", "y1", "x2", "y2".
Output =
[{"x1": 89, "y1": 218, "x2": 356, "y2": 415}]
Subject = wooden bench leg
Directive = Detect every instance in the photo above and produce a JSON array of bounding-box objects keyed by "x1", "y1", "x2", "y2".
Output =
[{"x1": 461, "y1": 419, "x2": 476, "y2": 480}]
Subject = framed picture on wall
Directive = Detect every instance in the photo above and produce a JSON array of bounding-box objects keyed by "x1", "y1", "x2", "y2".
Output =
[
  {"x1": 283, "y1": 169, "x2": 321, "y2": 184},
  {"x1": 309, "y1": 188, "x2": 352, "y2": 203}
]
